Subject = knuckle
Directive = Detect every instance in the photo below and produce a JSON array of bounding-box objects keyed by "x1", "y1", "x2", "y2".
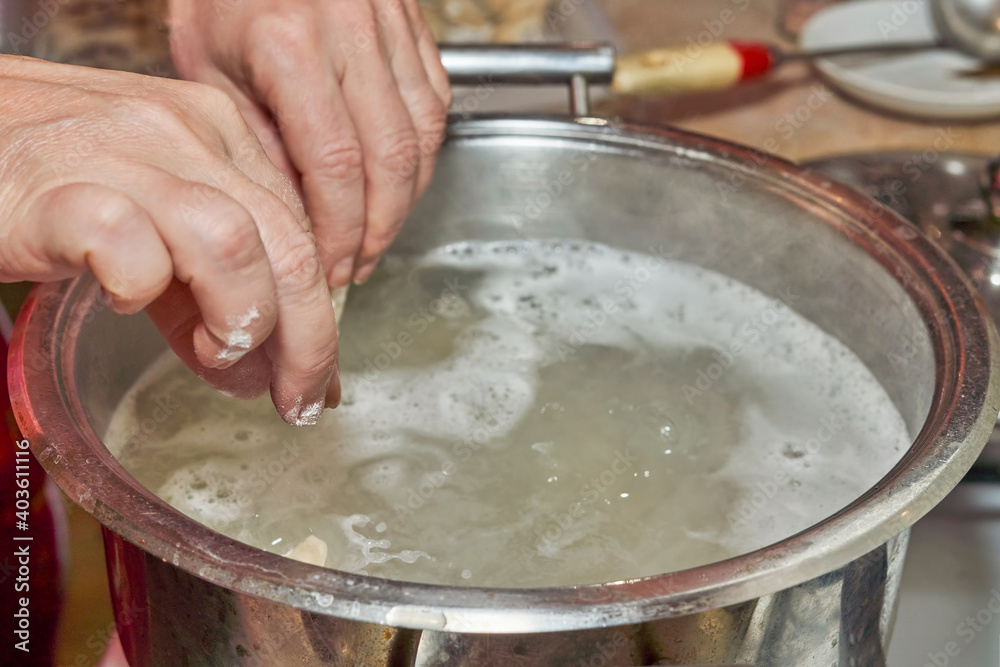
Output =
[
  {"x1": 130, "y1": 98, "x2": 191, "y2": 138},
  {"x1": 271, "y1": 233, "x2": 325, "y2": 296},
  {"x1": 195, "y1": 199, "x2": 265, "y2": 271},
  {"x1": 375, "y1": 128, "x2": 421, "y2": 181},
  {"x1": 296, "y1": 338, "x2": 339, "y2": 380},
  {"x1": 79, "y1": 188, "x2": 145, "y2": 239},
  {"x1": 311, "y1": 139, "x2": 365, "y2": 183},
  {"x1": 413, "y1": 98, "x2": 447, "y2": 153}
]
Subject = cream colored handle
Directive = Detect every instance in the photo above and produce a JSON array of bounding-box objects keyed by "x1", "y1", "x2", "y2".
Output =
[{"x1": 613, "y1": 43, "x2": 747, "y2": 95}]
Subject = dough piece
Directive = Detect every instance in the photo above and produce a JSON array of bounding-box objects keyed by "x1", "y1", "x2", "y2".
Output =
[
  {"x1": 331, "y1": 286, "x2": 348, "y2": 331},
  {"x1": 285, "y1": 535, "x2": 329, "y2": 567}
]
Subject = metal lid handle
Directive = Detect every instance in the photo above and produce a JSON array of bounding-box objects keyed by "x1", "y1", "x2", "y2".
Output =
[{"x1": 438, "y1": 42, "x2": 616, "y2": 116}]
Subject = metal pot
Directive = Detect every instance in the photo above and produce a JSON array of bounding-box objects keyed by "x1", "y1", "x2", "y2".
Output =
[{"x1": 9, "y1": 110, "x2": 1000, "y2": 665}]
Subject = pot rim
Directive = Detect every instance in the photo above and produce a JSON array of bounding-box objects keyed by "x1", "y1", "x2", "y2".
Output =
[{"x1": 10, "y1": 116, "x2": 1000, "y2": 633}]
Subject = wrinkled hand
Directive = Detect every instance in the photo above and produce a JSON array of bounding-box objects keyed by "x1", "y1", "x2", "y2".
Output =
[
  {"x1": 168, "y1": 0, "x2": 452, "y2": 287},
  {"x1": 0, "y1": 55, "x2": 339, "y2": 424}
]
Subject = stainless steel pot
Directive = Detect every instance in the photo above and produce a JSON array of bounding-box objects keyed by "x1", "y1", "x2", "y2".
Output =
[
  {"x1": 9, "y1": 114, "x2": 1000, "y2": 666},
  {"x1": 8, "y1": 40, "x2": 1000, "y2": 663}
]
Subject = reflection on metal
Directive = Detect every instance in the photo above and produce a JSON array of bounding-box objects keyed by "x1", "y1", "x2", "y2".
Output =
[
  {"x1": 101, "y1": 528, "x2": 901, "y2": 666},
  {"x1": 439, "y1": 43, "x2": 614, "y2": 117},
  {"x1": 570, "y1": 72, "x2": 590, "y2": 117},
  {"x1": 807, "y1": 150, "x2": 1000, "y2": 471}
]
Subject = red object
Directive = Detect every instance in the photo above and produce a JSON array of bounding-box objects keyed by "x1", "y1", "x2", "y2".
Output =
[
  {"x1": 731, "y1": 41, "x2": 775, "y2": 81},
  {"x1": 1, "y1": 329, "x2": 65, "y2": 666}
]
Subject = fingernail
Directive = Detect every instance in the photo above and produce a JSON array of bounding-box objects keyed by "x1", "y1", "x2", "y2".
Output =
[
  {"x1": 101, "y1": 288, "x2": 138, "y2": 315},
  {"x1": 353, "y1": 260, "x2": 379, "y2": 285},
  {"x1": 208, "y1": 346, "x2": 249, "y2": 370},
  {"x1": 329, "y1": 256, "x2": 354, "y2": 287},
  {"x1": 195, "y1": 323, "x2": 253, "y2": 370}
]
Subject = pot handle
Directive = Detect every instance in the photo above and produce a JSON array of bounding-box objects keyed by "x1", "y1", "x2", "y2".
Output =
[
  {"x1": 439, "y1": 42, "x2": 615, "y2": 116},
  {"x1": 438, "y1": 41, "x2": 776, "y2": 115}
]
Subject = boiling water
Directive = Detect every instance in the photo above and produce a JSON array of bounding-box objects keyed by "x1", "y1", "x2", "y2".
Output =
[{"x1": 108, "y1": 240, "x2": 910, "y2": 587}]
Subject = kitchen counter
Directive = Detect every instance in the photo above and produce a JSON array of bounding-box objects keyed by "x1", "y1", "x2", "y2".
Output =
[{"x1": 601, "y1": 0, "x2": 998, "y2": 162}]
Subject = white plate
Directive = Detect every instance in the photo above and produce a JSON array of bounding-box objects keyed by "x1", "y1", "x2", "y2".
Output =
[{"x1": 800, "y1": 0, "x2": 1000, "y2": 120}]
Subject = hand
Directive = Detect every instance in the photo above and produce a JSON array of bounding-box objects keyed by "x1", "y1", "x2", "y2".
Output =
[
  {"x1": 168, "y1": 0, "x2": 452, "y2": 287},
  {"x1": 0, "y1": 55, "x2": 339, "y2": 424}
]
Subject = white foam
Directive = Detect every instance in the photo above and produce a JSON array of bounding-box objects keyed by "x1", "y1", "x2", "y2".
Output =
[{"x1": 109, "y1": 240, "x2": 911, "y2": 588}]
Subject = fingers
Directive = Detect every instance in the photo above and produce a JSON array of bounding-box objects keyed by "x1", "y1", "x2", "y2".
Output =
[
  {"x1": 220, "y1": 166, "x2": 342, "y2": 421},
  {"x1": 374, "y1": 0, "x2": 449, "y2": 202},
  {"x1": 190, "y1": 90, "x2": 342, "y2": 418},
  {"x1": 399, "y1": 0, "x2": 452, "y2": 111},
  {"x1": 145, "y1": 279, "x2": 273, "y2": 400},
  {"x1": 192, "y1": 1, "x2": 450, "y2": 291},
  {"x1": 199, "y1": 73, "x2": 308, "y2": 218},
  {"x1": 261, "y1": 232, "x2": 342, "y2": 419},
  {"x1": 129, "y1": 164, "x2": 340, "y2": 423},
  {"x1": 332, "y1": 0, "x2": 424, "y2": 283},
  {"x1": 176, "y1": 79, "x2": 311, "y2": 232},
  {"x1": 242, "y1": 2, "x2": 447, "y2": 288},
  {"x1": 0, "y1": 57, "x2": 340, "y2": 425},
  {"x1": 11, "y1": 183, "x2": 172, "y2": 314},
  {"x1": 123, "y1": 167, "x2": 280, "y2": 371},
  {"x1": 10, "y1": 179, "x2": 310, "y2": 414},
  {"x1": 243, "y1": 12, "x2": 367, "y2": 287},
  {"x1": 186, "y1": 82, "x2": 341, "y2": 420}
]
